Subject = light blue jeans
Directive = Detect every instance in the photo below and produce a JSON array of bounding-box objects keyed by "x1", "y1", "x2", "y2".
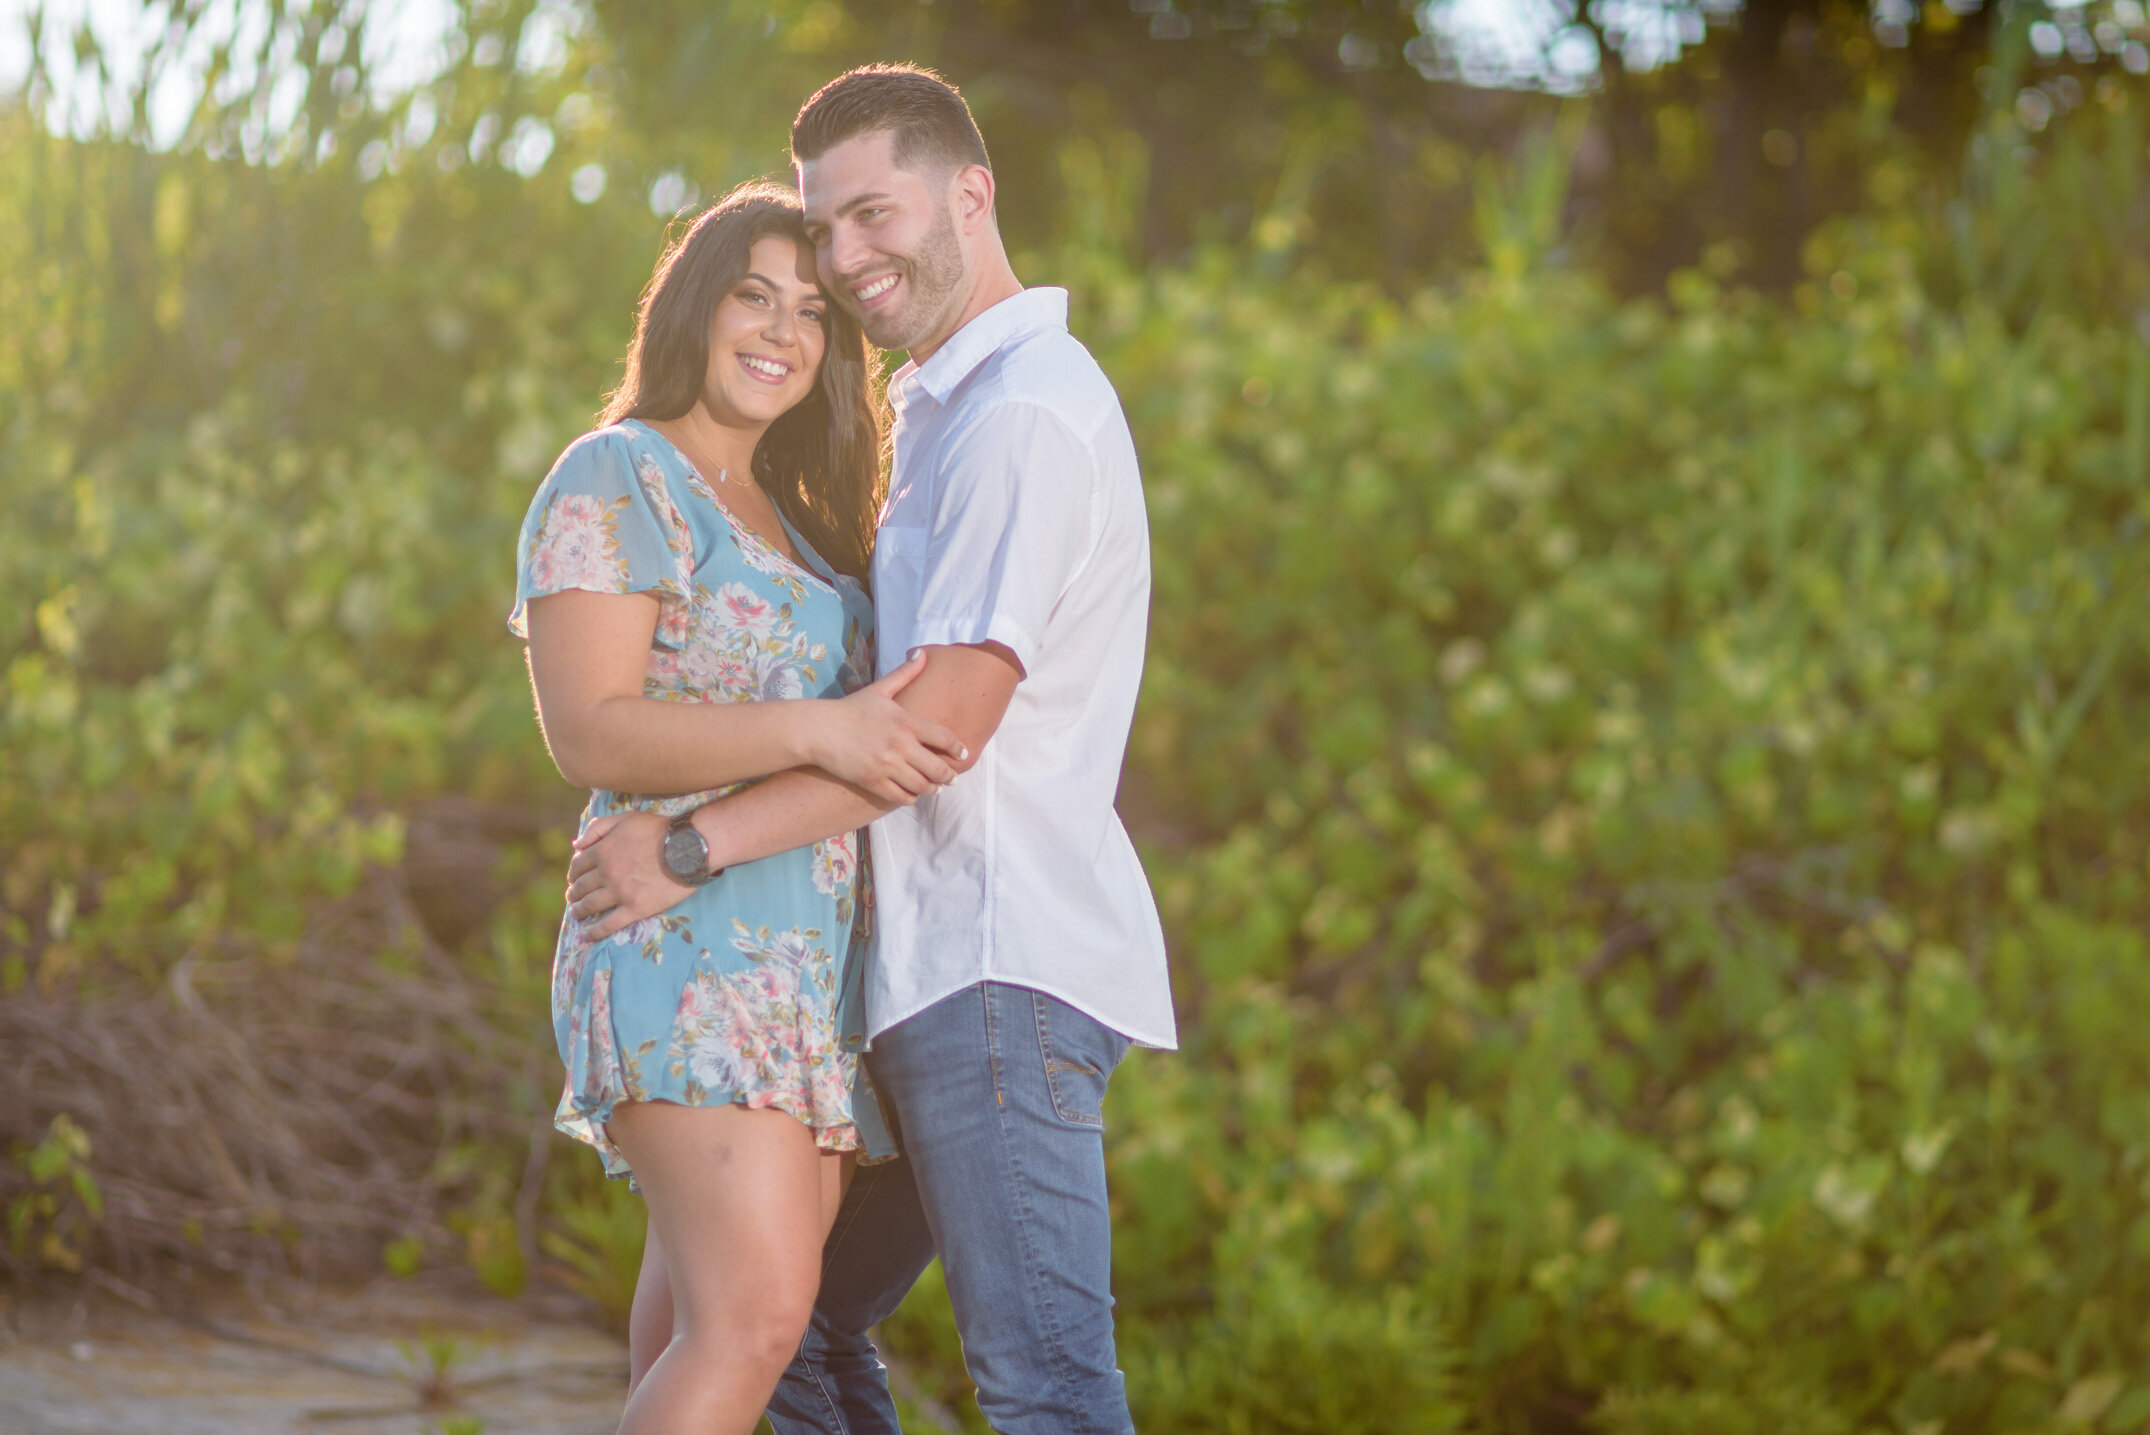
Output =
[{"x1": 765, "y1": 981, "x2": 1137, "y2": 1435}]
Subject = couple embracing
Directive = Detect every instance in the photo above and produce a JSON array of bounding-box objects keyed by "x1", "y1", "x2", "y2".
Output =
[{"x1": 511, "y1": 64, "x2": 1174, "y2": 1435}]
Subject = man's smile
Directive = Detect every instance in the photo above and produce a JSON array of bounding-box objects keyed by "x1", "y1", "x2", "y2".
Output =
[{"x1": 852, "y1": 272, "x2": 900, "y2": 308}]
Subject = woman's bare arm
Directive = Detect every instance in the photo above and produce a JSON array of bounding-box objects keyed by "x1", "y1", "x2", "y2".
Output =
[{"x1": 525, "y1": 588, "x2": 965, "y2": 804}]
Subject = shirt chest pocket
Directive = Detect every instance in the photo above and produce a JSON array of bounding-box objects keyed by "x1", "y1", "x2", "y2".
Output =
[{"x1": 870, "y1": 525, "x2": 929, "y2": 675}]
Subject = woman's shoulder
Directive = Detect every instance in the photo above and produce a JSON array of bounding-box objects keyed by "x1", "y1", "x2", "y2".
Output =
[
  {"x1": 540, "y1": 422, "x2": 698, "y2": 508},
  {"x1": 547, "y1": 421, "x2": 648, "y2": 480}
]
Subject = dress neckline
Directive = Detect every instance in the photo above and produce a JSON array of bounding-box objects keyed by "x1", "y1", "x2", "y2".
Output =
[{"x1": 622, "y1": 419, "x2": 842, "y2": 597}]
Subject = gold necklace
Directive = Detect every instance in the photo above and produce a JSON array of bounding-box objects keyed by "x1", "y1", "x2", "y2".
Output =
[{"x1": 661, "y1": 420, "x2": 754, "y2": 493}]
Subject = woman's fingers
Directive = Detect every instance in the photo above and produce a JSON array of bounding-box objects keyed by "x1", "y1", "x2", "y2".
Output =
[
  {"x1": 880, "y1": 767, "x2": 929, "y2": 804},
  {"x1": 908, "y1": 753, "x2": 958, "y2": 787},
  {"x1": 912, "y1": 716, "x2": 968, "y2": 761},
  {"x1": 896, "y1": 732, "x2": 959, "y2": 786},
  {"x1": 863, "y1": 649, "x2": 927, "y2": 697}
]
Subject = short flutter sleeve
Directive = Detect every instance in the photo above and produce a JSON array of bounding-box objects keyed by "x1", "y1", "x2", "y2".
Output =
[{"x1": 509, "y1": 429, "x2": 697, "y2": 648}]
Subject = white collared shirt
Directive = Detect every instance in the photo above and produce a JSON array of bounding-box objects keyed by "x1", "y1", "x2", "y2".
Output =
[{"x1": 865, "y1": 287, "x2": 1177, "y2": 1050}]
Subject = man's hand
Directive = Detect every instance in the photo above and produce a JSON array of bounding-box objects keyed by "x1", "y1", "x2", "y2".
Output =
[{"x1": 566, "y1": 811, "x2": 693, "y2": 940}]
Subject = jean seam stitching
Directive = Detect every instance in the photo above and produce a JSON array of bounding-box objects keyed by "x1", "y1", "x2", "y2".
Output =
[
  {"x1": 1003, "y1": 985, "x2": 1084, "y2": 1422},
  {"x1": 819, "y1": 1162, "x2": 876, "y2": 1271},
  {"x1": 1033, "y1": 990, "x2": 1063, "y2": 1120},
  {"x1": 805, "y1": 1359, "x2": 849, "y2": 1435},
  {"x1": 983, "y1": 981, "x2": 1004, "y2": 1108}
]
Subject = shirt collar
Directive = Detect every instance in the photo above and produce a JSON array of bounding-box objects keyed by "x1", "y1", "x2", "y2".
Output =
[{"x1": 893, "y1": 287, "x2": 1069, "y2": 406}]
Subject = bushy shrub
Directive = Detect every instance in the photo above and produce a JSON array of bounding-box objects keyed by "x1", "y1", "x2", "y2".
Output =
[{"x1": 1082, "y1": 109, "x2": 2150, "y2": 1430}]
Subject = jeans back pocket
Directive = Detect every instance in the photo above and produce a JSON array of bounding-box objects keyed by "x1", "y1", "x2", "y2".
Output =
[{"x1": 1032, "y1": 990, "x2": 1131, "y2": 1129}]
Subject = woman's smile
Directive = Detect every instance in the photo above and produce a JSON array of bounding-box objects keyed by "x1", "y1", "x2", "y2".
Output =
[{"x1": 736, "y1": 351, "x2": 794, "y2": 385}]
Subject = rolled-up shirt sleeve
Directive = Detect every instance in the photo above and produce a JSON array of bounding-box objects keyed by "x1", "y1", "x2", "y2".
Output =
[{"x1": 909, "y1": 401, "x2": 1095, "y2": 676}]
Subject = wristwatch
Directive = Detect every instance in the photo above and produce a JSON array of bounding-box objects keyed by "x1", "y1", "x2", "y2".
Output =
[{"x1": 661, "y1": 810, "x2": 724, "y2": 886}]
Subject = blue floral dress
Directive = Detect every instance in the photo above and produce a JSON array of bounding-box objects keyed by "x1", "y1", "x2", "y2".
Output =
[{"x1": 509, "y1": 418, "x2": 877, "y2": 1180}]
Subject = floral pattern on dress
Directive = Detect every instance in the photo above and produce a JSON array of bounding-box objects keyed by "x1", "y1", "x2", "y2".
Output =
[
  {"x1": 812, "y1": 832, "x2": 860, "y2": 926},
  {"x1": 526, "y1": 492, "x2": 633, "y2": 594},
  {"x1": 656, "y1": 923, "x2": 851, "y2": 1149},
  {"x1": 731, "y1": 524, "x2": 813, "y2": 603},
  {"x1": 631, "y1": 451, "x2": 697, "y2": 648},
  {"x1": 510, "y1": 420, "x2": 879, "y2": 1183}
]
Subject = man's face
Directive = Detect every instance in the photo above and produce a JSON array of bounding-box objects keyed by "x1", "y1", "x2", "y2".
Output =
[{"x1": 800, "y1": 128, "x2": 969, "y2": 354}]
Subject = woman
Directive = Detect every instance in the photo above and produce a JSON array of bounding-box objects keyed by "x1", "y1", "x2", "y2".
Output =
[{"x1": 509, "y1": 182, "x2": 958, "y2": 1434}]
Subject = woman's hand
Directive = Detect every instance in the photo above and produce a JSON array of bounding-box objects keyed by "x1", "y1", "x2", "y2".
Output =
[
  {"x1": 804, "y1": 651, "x2": 969, "y2": 804},
  {"x1": 566, "y1": 811, "x2": 691, "y2": 941}
]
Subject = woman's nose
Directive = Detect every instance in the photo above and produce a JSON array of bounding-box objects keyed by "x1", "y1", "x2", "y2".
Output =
[{"x1": 763, "y1": 305, "x2": 797, "y2": 346}]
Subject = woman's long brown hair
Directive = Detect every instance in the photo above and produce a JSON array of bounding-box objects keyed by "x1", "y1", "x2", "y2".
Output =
[{"x1": 600, "y1": 181, "x2": 885, "y2": 582}]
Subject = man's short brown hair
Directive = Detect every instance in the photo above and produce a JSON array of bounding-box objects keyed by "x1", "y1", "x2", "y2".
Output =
[{"x1": 791, "y1": 64, "x2": 992, "y2": 176}]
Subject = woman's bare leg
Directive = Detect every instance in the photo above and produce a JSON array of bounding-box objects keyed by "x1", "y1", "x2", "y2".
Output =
[
  {"x1": 607, "y1": 1102, "x2": 835, "y2": 1435},
  {"x1": 631, "y1": 1152, "x2": 844, "y2": 1396},
  {"x1": 626, "y1": 1223, "x2": 673, "y2": 1396}
]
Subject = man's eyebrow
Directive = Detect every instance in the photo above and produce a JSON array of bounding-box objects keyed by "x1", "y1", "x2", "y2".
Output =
[{"x1": 833, "y1": 190, "x2": 892, "y2": 217}]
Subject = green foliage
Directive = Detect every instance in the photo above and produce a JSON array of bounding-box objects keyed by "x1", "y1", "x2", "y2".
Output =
[
  {"x1": 397, "y1": 1328, "x2": 478, "y2": 1408},
  {"x1": 1085, "y1": 103, "x2": 2150, "y2": 1430},
  {"x1": 5, "y1": 1114, "x2": 102, "y2": 1274},
  {"x1": 1135, "y1": 1273, "x2": 1462, "y2": 1434},
  {"x1": 538, "y1": 1171, "x2": 645, "y2": 1333},
  {"x1": 5, "y1": 7, "x2": 2150, "y2": 1432}
]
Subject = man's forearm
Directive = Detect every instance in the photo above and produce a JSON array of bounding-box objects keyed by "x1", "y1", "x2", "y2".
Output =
[
  {"x1": 685, "y1": 641, "x2": 1020, "y2": 871},
  {"x1": 689, "y1": 766, "x2": 893, "y2": 869}
]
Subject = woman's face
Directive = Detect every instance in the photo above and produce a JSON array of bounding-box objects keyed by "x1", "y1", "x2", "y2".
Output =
[{"x1": 699, "y1": 233, "x2": 829, "y2": 430}]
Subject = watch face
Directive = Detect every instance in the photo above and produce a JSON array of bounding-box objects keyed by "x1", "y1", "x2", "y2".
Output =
[{"x1": 663, "y1": 825, "x2": 704, "y2": 879}]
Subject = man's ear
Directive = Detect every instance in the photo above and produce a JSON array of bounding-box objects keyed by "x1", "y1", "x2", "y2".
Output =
[{"x1": 952, "y1": 163, "x2": 996, "y2": 235}]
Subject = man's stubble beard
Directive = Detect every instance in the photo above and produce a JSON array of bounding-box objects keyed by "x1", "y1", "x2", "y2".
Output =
[{"x1": 864, "y1": 202, "x2": 966, "y2": 354}]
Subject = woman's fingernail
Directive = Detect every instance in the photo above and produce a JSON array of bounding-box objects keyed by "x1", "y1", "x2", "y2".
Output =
[{"x1": 959, "y1": 746, "x2": 970, "y2": 761}]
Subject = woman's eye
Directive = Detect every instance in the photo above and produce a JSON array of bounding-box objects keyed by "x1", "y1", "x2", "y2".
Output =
[
  {"x1": 802, "y1": 308, "x2": 824, "y2": 324},
  {"x1": 739, "y1": 289, "x2": 768, "y2": 305}
]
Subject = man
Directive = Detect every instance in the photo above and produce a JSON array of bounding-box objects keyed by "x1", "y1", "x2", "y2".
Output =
[{"x1": 571, "y1": 63, "x2": 1174, "y2": 1434}]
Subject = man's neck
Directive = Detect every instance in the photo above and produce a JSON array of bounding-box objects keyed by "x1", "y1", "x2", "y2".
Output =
[{"x1": 907, "y1": 256, "x2": 1024, "y2": 368}]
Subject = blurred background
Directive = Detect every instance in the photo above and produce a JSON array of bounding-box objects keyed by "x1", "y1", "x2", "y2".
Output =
[{"x1": 2, "y1": 1, "x2": 2148, "y2": 1431}]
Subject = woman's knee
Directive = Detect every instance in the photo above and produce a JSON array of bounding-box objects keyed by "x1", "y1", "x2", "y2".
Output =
[{"x1": 670, "y1": 1295, "x2": 814, "y2": 1381}]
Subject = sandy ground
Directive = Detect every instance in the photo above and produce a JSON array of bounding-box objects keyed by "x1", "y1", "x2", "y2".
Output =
[{"x1": 0, "y1": 1273, "x2": 629, "y2": 1435}]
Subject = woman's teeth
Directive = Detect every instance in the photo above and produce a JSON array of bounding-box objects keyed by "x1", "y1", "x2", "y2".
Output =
[
  {"x1": 740, "y1": 355, "x2": 790, "y2": 380},
  {"x1": 856, "y1": 274, "x2": 898, "y2": 301}
]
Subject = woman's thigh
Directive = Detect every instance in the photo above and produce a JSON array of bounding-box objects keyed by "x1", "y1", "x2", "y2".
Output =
[{"x1": 607, "y1": 1102, "x2": 831, "y2": 1336}]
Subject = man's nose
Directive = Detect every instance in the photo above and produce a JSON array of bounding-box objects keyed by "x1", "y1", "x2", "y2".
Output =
[{"x1": 826, "y1": 226, "x2": 871, "y2": 285}]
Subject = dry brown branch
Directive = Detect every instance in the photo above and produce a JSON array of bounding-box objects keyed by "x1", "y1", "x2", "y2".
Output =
[{"x1": 0, "y1": 851, "x2": 554, "y2": 1291}]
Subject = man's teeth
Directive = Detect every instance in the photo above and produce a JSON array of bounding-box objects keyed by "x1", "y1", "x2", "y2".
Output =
[
  {"x1": 856, "y1": 274, "x2": 898, "y2": 300},
  {"x1": 741, "y1": 355, "x2": 789, "y2": 377}
]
